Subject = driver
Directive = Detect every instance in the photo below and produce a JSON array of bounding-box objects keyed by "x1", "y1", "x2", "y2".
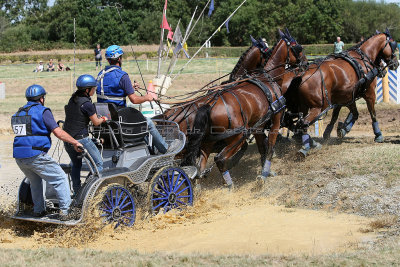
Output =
[
  {"x1": 63, "y1": 74, "x2": 106, "y2": 195},
  {"x1": 96, "y1": 45, "x2": 179, "y2": 153},
  {"x1": 12, "y1": 85, "x2": 82, "y2": 219}
]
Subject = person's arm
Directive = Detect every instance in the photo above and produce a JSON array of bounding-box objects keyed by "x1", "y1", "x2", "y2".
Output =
[
  {"x1": 52, "y1": 127, "x2": 82, "y2": 151},
  {"x1": 43, "y1": 110, "x2": 82, "y2": 152},
  {"x1": 81, "y1": 102, "x2": 107, "y2": 126},
  {"x1": 90, "y1": 114, "x2": 107, "y2": 126},
  {"x1": 120, "y1": 74, "x2": 157, "y2": 104}
]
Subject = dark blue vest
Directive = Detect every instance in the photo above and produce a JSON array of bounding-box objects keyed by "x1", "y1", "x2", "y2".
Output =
[
  {"x1": 12, "y1": 102, "x2": 52, "y2": 159},
  {"x1": 96, "y1": 66, "x2": 127, "y2": 106}
]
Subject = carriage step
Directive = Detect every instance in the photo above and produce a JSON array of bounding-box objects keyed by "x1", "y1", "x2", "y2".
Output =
[
  {"x1": 12, "y1": 214, "x2": 80, "y2": 226},
  {"x1": 181, "y1": 166, "x2": 198, "y2": 179}
]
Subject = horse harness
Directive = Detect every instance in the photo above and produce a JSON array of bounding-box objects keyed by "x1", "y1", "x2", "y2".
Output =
[{"x1": 305, "y1": 49, "x2": 384, "y2": 127}]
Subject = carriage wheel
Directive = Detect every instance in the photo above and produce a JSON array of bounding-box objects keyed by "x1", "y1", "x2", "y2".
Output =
[
  {"x1": 148, "y1": 167, "x2": 194, "y2": 215},
  {"x1": 99, "y1": 184, "x2": 136, "y2": 228}
]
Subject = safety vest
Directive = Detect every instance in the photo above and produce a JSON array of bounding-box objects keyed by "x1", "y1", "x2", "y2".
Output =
[
  {"x1": 96, "y1": 65, "x2": 128, "y2": 106},
  {"x1": 12, "y1": 102, "x2": 52, "y2": 159},
  {"x1": 63, "y1": 95, "x2": 91, "y2": 138}
]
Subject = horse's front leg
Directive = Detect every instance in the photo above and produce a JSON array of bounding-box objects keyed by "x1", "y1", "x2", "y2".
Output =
[
  {"x1": 323, "y1": 105, "x2": 341, "y2": 140},
  {"x1": 337, "y1": 102, "x2": 359, "y2": 138},
  {"x1": 257, "y1": 112, "x2": 282, "y2": 181},
  {"x1": 298, "y1": 107, "x2": 323, "y2": 158},
  {"x1": 364, "y1": 85, "x2": 384, "y2": 142}
]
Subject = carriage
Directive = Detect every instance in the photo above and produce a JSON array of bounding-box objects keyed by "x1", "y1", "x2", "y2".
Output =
[{"x1": 12, "y1": 103, "x2": 197, "y2": 228}]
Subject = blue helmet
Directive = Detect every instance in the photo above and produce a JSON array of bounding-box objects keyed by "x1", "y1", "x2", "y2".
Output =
[
  {"x1": 25, "y1": 84, "x2": 46, "y2": 101},
  {"x1": 105, "y1": 45, "x2": 124, "y2": 59},
  {"x1": 76, "y1": 74, "x2": 97, "y2": 89}
]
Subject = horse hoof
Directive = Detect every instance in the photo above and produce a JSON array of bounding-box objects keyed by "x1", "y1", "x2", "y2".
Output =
[
  {"x1": 256, "y1": 175, "x2": 267, "y2": 183},
  {"x1": 311, "y1": 141, "x2": 322, "y2": 151},
  {"x1": 374, "y1": 135, "x2": 384, "y2": 143},
  {"x1": 224, "y1": 183, "x2": 234, "y2": 192},
  {"x1": 337, "y1": 128, "x2": 347, "y2": 139},
  {"x1": 269, "y1": 171, "x2": 277, "y2": 177}
]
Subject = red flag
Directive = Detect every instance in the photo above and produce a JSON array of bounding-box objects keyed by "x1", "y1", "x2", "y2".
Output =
[
  {"x1": 161, "y1": 14, "x2": 172, "y2": 31},
  {"x1": 167, "y1": 30, "x2": 174, "y2": 40}
]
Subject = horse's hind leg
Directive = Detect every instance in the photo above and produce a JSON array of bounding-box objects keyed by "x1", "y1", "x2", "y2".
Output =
[
  {"x1": 337, "y1": 102, "x2": 359, "y2": 138},
  {"x1": 323, "y1": 106, "x2": 341, "y2": 140},
  {"x1": 254, "y1": 133, "x2": 267, "y2": 166},
  {"x1": 364, "y1": 87, "x2": 384, "y2": 142},
  {"x1": 214, "y1": 135, "x2": 248, "y2": 189},
  {"x1": 258, "y1": 112, "x2": 283, "y2": 181}
]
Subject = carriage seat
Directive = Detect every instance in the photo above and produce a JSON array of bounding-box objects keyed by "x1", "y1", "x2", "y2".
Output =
[
  {"x1": 93, "y1": 103, "x2": 148, "y2": 149},
  {"x1": 115, "y1": 107, "x2": 149, "y2": 149}
]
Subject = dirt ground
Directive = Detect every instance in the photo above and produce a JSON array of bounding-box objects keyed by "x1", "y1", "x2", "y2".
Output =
[{"x1": 0, "y1": 103, "x2": 399, "y2": 257}]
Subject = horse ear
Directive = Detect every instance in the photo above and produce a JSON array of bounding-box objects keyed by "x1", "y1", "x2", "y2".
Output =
[
  {"x1": 285, "y1": 28, "x2": 291, "y2": 38},
  {"x1": 250, "y1": 35, "x2": 258, "y2": 46},
  {"x1": 376, "y1": 29, "x2": 381, "y2": 34},
  {"x1": 385, "y1": 27, "x2": 391, "y2": 36},
  {"x1": 278, "y1": 29, "x2": 285, "y2": 39}
]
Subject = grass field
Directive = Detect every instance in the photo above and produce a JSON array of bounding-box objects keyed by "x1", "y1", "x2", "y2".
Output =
[{"x1": 0, "y1": 57, "x2": 237, "y2": 118}]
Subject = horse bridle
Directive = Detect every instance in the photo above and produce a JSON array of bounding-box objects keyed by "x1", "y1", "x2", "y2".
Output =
[{"x1": 380, "y1": 34, "x2": 398, "y2": 69}]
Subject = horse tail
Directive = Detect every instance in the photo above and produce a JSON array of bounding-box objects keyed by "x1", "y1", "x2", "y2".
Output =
[
  {"x1": 284, "y1": 76, "x2": 302, "y2": 110},
  {"x1": 181, "y1": 104, "x2": 211, "y2": 166}
]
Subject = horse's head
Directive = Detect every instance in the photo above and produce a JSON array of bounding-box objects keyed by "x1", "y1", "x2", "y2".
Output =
[
  {"x1": 379, "y1": 29, "x2": 399, "y2": 70},
  {"x1": 277, "y1": 28, "x2": 307, "y2": 69}
]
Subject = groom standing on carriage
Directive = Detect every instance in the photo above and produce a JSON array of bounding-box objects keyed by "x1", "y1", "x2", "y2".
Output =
[{"x1": 96, "y1": 45, "x2": 180, "y2": 154}]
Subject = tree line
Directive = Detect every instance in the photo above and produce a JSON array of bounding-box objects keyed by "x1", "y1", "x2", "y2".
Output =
[{"x1": 1, "y1": 0, "x2": 400, "y2": 53}]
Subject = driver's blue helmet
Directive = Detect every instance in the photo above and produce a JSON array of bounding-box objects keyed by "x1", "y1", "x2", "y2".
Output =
[
  {"x1": 105, "y1": 45, "x2": 124, "y2": 59},
  {"x1": 25, "y1": 84, "x2": 46, "y2": 101},
  {"x1": 76, "y1": 74, "x2": 97, "y2": 89}
]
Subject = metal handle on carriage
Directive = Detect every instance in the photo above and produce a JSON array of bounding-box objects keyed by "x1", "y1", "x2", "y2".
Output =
[{"x1": 78, "y1": 146, "x2": 101, "y2": 177}]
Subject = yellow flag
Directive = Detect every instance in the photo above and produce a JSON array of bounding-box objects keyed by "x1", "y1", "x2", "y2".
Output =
[{"x1": 183, "y1": 42, "x2": 188, "y2": 51}]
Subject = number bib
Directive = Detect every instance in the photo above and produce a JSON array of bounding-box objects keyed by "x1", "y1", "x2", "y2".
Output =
[{"x1": 11, "y1": 115, "x2": 32, "y2": 136}]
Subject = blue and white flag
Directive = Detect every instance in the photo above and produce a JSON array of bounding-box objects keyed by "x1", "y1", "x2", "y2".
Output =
[
  {"x1": 225, "y1": 17, "x2": 230, "y2": 33},
  {"x1": 208, "y1": 0, "x2": 215, "y2": 17}
]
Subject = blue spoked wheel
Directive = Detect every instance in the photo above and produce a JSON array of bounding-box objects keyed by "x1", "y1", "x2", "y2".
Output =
[
  {"x1": 99, "y1": 185, "x2": 136, "y2": 228},
  {"x1": 148, "y1": 167, "x2": 193, "y2": 214}
]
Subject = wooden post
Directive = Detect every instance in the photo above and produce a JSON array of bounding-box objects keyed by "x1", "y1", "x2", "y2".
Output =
[
  {"x1": 70, "y1": 71, "x2": 73, "y2": 94},
  {"x1": 382, "y1": 70, "x2": 389, "y2": 103}
]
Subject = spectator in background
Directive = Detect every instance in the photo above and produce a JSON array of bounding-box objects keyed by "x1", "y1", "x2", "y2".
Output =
[
  {"x1": 94, "y1": 44, "x2": 102, "y2": 71},
  {"x1": 47, "y1": 59, "x2": 55, "y2": 72},
  {"x1": 334, "y1": 36, "x2": 344, "y2": 53},
  {"x1": 57, "y1": 61, "x2": 65, "y2": 71},
  {"x1": 34, "y1": 61, "x2": 44, "y2": 72},
  {"x1": 360, "y1": 36, "x2": 365, "y2": 42}
]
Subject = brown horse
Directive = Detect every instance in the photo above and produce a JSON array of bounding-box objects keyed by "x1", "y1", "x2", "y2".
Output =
[
  {"x1": 165, "y1": 30, "x2": 307, "y2": 188},
  {"x1": 284, "y1": 29, "x2": 398, "y2": 157}
]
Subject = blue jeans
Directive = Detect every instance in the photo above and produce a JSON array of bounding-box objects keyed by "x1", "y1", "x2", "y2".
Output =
[
  {"x1": 146, "y1": 117, "x2": 168, "y2": 154},
  {"x1": 16, "y1": 153, "x2": 71, "y2": 213},
  {"x1": 64, "y1": 137, "x2": 103, "y2": 194}
]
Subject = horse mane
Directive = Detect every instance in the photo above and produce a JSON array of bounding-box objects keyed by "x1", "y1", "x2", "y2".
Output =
[
  {"x1": 263, "y1": 40, "x2": 279, "y2": 62},
  {"x1": 231, "y1": 46, "x2": 254, "y2": 77},
  {"x1": 348, "y1": 32, "x2": 381, "y2": 51}
]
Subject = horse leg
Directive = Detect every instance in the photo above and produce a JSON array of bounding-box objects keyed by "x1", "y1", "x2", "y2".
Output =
[
  {"x1": 198, "y1": 146, "x2": 213, "y2": 178},
  {"x1": 214, "y1": 135, "x2": 248, "y2": 190},
  {"x1": 298, "y1": 107, "x2": 322, "y2": 158},
  {"x1": 337, "y1": 102, "x2": 359, "y2": 138},
  {"x1": 254, "y1": 133, "x2": 267, "y2": 166},
  {"x1": 258, "y1": 112, "x2": 282, "y2": 181},
  {"x1": 364, "y1": 92, "x2": 384, "y2": 143},
  {"x1": 323, "y1": 105, "x2": 341, "y2": 140}
]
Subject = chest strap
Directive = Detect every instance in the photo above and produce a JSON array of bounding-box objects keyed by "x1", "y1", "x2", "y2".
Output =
[{"x1": 97, "y1": 67, "x2": 126, "y2": 101}]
